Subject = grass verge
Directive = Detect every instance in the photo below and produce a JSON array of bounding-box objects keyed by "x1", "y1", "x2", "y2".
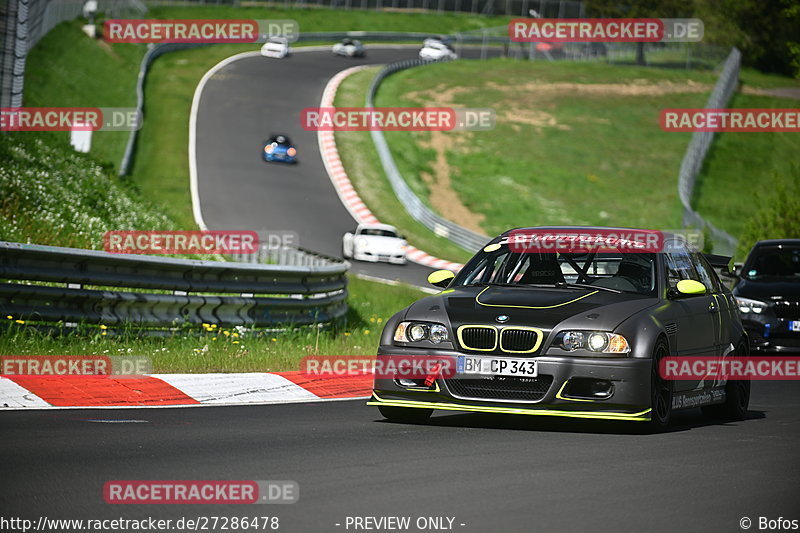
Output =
[
  {"x1": 0, "y1": 276, "x2": 424, "y2": 372},
  {"x1": 334, "y1": 67, "x2": 475, "y2": 264},
  {"x1": 692, "y1": 69, "x2": 800, "y2": 256},
  {"x1": 373, "y1": 58, "x2": 719, "y2": 236}
]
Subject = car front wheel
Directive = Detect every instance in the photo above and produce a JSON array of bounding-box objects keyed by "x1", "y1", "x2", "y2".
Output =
[{"x1": 649, "y1": 339, "x2": 673, "y2": 432}]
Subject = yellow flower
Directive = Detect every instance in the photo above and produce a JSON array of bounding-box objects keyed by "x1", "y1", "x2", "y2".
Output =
[
  {"x1": 377, "y1": 318, "x2": 383, "y2": 323},
  {"x1": 99, "y1": 324, "x2": 108, "y2": 330},
  {"x1": 212, "y1": 337, "x2": 217, "y2": 341},
  {"x1": 271, "y1": 338, "x2": 277, "y2": 342},
  {"x1": 369, "y1": 317, "x2": 376, "y2": 323},
  {"x1": 232, "y1": 341, "x2": 240, "y2": 344},
  {"x1": 202, "y1": 323, "x2": 210, "y2": 328},
  {"x1": 101, "y1": 331, "x2": 107, "y2": 336},
  {"x1": 232, "y1": 332, "x2": 239, "y2": 338},
  {"x1": 364, "y1": 329, "x2": 370, "y2": 335},
  {"x1": 344, "y1": 332, "x2": 350, "y2": 336},
  {"x1": 6, "y1": 315, "x2": 12, "y2": 319},
  {"x1": 223, "y1": 330, "x2": 230, "y2": 336},
  {"x1": 15, "y1": 320, "x2": 24, "y2": 324}
]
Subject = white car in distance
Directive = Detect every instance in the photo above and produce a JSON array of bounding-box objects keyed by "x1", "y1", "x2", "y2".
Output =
[
  {"x1": 343, "y1": 224, "x2": 408, "y2": 265},
  {"x1": 419, "y1": 41, "x2": 457, "y2": 61},
  {"x1": 261, "y1": 37, "x2": 290, "y2": 58},
  {"x1": 332, "y1": 38, "x2": 366, "y2": 57}
]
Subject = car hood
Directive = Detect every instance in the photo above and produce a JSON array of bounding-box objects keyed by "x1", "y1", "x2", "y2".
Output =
[
  {"x1": 733, "y1": 278, "x2": 800, "y2": 301},
  {"x1": 404, "y1": 285, "x2": 658, "y2": 335},
  {"x1": 356, "y1": 236, "x2": 405, "y2": 253}
]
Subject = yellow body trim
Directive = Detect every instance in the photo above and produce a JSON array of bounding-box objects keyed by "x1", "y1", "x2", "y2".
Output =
[
  {"x1": 475, "y1": 287, "x2": 599, "y2": 309},
  {"x1": 368, "y1": 393, "x2": 650, "y2": 421},
  {"x1": 555, "y1": 380, "x2": 596, "y2": 403},
  {"x1": 456, "y1": 325, "x2": 498, "y2": 351},
  {"x1": 499, "y1": 326, "x2": 544, "y2": 353},
  {"x1": 483, "y1": 243, "x2": 502, "y2": 252}
]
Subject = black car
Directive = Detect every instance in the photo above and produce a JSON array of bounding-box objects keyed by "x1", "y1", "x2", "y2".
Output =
[
  {"x1": 368, "y1": 226, "x2": 751, "y2": 431},
  {"x1": 730, "y1": 239, "x2": 800, "y2": 353}
]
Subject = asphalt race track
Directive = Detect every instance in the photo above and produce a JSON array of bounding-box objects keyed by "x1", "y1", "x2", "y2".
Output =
[
  {"x1": 1, "y1": 381, "x2": 799, "y2": 532},
  {"x1": 194, "y1": 47, "x2": 497, "y2": 287}
]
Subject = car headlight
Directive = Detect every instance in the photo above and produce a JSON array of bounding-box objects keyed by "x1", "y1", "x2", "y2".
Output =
[
  {"x1": 287, "y1": 147, "x2": 297, "y2": 157},
  {"x1": 357, "y1": 238, "x2": 369, "y2": 249},
  {"x1": 736, "y1": 297, "x2": 767, "y2": 314},
  {"x1": 557, "y1": 331, "x2": 630, "y2": 354},
  {"x1": 394, "y1": 321, "x2": 449, "y2": 344},
  {"x1": 264, "y1": 144, "x2": 274, "y2": 154}
]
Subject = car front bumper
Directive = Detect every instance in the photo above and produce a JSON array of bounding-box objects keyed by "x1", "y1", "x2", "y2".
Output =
[
  {"x1": 368, "y1": 348, "x2": 653, "y2": 421},
  {"x1": 352, "y1": 251, "x2": 406, "y2": 264},
  {"x1": 742, "y1": 316, "x2": 800, "y2": 353}
]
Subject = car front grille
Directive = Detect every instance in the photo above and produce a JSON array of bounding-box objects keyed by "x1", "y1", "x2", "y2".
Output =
[
  {"x1": 459, "y1": 327, "x2": 497, "y2": 351},
  {"x1": 774, "y1": 301, "x2": 800, "y2": 320},
  {"x1": 458, "y1": 326, "x2": 543, "y2": 354},
  {"x1": 446, "y1": 376, "x2": 554, "y2": 402},
  {"x1": 499, "y1": 328, "x2": 540, "y2": 353}
]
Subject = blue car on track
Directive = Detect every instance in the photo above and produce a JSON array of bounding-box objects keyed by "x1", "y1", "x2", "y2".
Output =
[{"x1": 263, "y1": 134, "x2": 297, "y2": 164}]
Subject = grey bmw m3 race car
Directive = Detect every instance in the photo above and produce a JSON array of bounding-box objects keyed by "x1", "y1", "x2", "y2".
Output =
[{"x1": 368, "y1": 226, "x2": 751, "y2": 431}]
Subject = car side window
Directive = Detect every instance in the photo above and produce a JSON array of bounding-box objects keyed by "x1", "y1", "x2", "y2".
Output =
[
  {"x1": 664, "y1": 247, "x2": 699, "y2": 289},
  {"x1": 692, "y1": 253, "x2": 721, "y2": 293}
]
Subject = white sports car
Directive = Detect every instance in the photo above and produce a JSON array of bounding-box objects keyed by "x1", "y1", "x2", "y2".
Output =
[
  {"x1": 261, "y1": 37, "x2": 290, "y2": 58},
  {"x1": 342, "y1": 224, "x2": 408, "y2": 265},
  {"x1": 419, "y1": 41, "x2": 457, "y2": 61},
  {"x1": 332, "y1": 38, "x2": 366, "y2": 57}
]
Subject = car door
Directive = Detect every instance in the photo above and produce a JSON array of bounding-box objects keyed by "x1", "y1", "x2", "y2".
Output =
[{"x1": 663, "y1": 244, "x2": 717, "y2": 392}]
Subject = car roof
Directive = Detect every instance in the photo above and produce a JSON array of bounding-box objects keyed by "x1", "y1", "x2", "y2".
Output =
[
  {"x1": 753, "y1": 239, "x2": 800, "y2": 247},
  {"x1": 495, "y1": 225, "x2": 689, "y2": 251},
  {"x1": 357, "y1": 223, "x2": 398, "y2": 232}
]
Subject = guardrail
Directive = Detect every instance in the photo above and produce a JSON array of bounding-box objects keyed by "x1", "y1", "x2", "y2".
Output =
[
  {"x1": 0, "y1": 241, "x2": 349, "y2": 328},
  {"x1": 677, "y1": 47, "x2": 740, "y2": 255}
]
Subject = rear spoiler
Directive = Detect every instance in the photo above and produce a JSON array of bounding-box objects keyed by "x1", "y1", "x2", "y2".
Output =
[{"x1": 704, "y1": 253, "x2": 734, "y2": 274}]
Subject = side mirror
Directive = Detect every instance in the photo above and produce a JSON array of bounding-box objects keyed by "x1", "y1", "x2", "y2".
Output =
[
  {"x1": 427, "y1": 269, "x2": 455, "y2": 289},
  {"x1": 673, "y1": 279, "x2": 707, "y2": 297}
]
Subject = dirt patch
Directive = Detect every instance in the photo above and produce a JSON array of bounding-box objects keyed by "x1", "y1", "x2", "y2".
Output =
[{"x1": 418, "y1": 130, "x2": 486, "y2": 233}]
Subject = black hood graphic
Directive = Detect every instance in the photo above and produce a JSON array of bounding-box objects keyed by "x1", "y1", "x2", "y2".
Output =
[{"x1": 405, "y1": 285, "x2": 655, "y2": 334}]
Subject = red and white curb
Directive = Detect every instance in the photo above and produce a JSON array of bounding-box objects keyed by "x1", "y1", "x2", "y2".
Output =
[
  {"x1": 0, "y1": 373, "x2": 372, "y2": 410},
  {"x1": 317, "y1": 66, "x2": 464, "y2": 273}
]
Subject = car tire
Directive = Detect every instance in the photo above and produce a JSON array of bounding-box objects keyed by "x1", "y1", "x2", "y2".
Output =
[
  {"x1": 648, "y1": 338, "x2": 673, "y2": 432},
  {"x1": 701, "y1": 340, "x2": 751, "y2": 421},
  {"x1": 378, "y1": 405, "x2": 432, "y2": 424}
]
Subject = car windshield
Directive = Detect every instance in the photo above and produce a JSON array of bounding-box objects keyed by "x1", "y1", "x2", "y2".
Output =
[
  {"x1": 742, "y1": 245, "x2": 800, "y2": 281},
  {"x1": 452, "y1": 245, "x2": 657, "y2": 295},
  {"x1": 270, "y1": 135, "x2": 290, "y2": 145},
  {"x1": 359, "y1": 228, "x2": 398, "y2": 238}
]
